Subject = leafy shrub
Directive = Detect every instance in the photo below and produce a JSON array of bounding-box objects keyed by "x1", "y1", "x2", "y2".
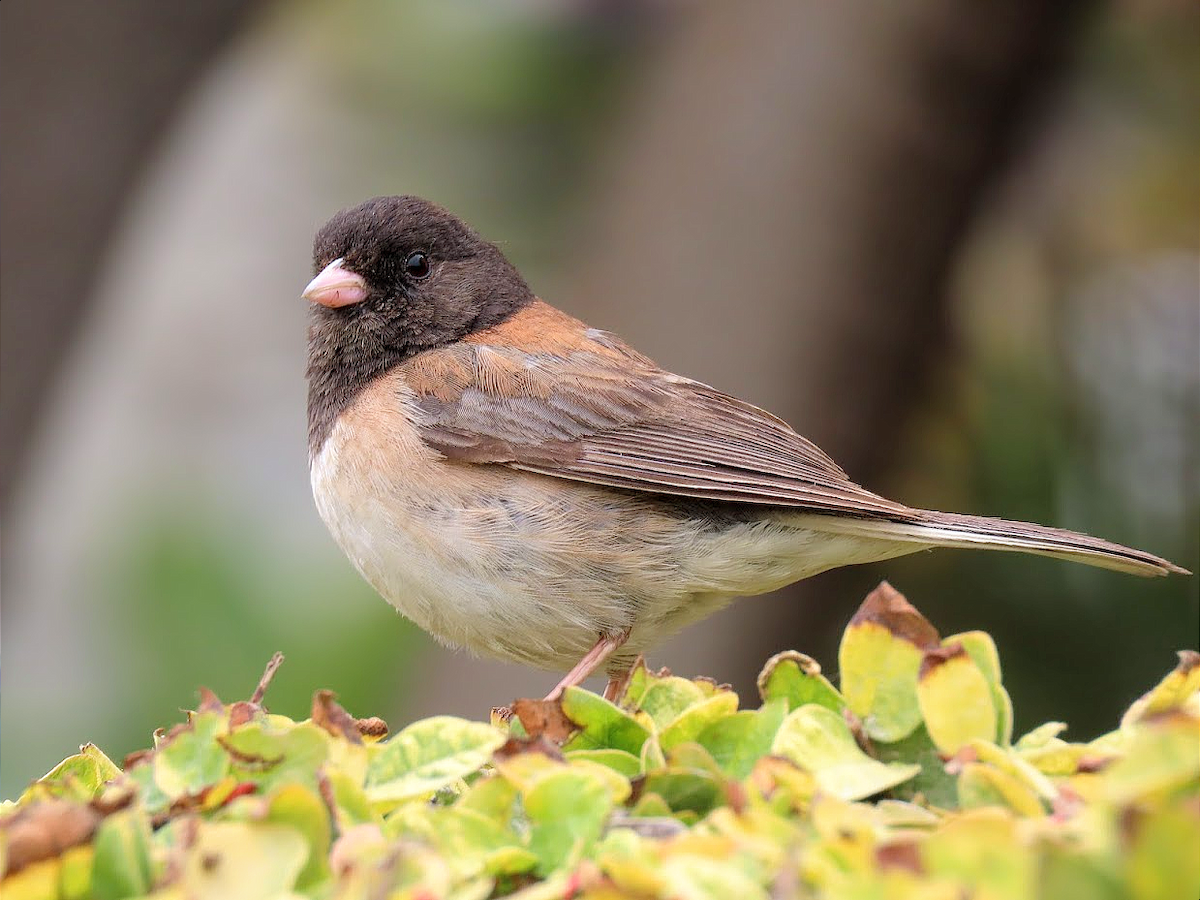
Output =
[{"x1": 3, "y1": 582, "x2": 1198, "y2": 899}]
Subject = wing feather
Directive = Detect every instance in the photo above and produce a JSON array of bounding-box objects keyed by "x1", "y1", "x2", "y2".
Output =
[{"x1": 399, "y1": 322, "x2": 915, "y2": 520}]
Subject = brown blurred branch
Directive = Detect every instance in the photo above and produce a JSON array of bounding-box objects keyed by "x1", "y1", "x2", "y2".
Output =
[{"x1": 0, "y1": 0, "x2": 261, "y2": 511}]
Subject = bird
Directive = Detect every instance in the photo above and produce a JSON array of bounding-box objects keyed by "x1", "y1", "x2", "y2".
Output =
[{"x1": 304, "y1": 195, "x2": 1187, "y2": 702}]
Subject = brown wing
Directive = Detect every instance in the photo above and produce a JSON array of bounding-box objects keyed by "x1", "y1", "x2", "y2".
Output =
[{"x1": 399, "y1": 300, "x2": 915, "y2": 520}]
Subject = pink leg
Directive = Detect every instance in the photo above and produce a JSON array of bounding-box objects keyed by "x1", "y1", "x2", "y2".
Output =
[
  {"x1": 545, "y1": 630, "x2": 630, "y2": 701},
  {"x1": 603, "y1": 668, "x2": 633, "y2": 703}
]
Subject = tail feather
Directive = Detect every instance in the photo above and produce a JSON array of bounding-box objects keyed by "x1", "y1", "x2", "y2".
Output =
[{"x1": 806, "y1": 509, "x2": 1188, "y2": 577}]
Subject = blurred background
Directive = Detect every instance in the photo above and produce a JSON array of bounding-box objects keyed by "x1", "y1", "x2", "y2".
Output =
[{"x1": 2, "y1": 0, "x2": 1196, "y2": 798}]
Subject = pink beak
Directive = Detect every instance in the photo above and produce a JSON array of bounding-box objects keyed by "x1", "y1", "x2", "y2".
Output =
[{"x1": 303, "y1": 258, "x2": 368, "y2": 308}]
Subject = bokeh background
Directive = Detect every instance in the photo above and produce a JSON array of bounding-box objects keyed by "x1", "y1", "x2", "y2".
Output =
[{"x1": 2, "y1": 0, "x2": 1197, "y2": 798}]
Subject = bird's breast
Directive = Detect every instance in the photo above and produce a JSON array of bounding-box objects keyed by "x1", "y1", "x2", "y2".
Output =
[{"x1": 307, "y1": 370, "x2": 686, "y2": 667}]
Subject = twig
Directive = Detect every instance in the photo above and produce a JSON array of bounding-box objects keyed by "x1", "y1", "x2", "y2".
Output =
[{"x1": 250, "y1": 651, "x2": 284, "y2": 705}]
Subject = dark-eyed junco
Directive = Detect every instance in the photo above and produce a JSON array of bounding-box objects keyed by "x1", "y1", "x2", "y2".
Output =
[{"x1": 304, "y1": 196, "x2": 1186, "y2": 701}]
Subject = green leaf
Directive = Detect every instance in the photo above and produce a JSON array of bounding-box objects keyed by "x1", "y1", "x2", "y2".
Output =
[
  {"x1": 90, "y1": 805, "x2": 153, "y2": 900},
  {"x1": 485, "y1": 845, "x2": 540, "y2": 878},
  {"x1": 222, "y1": 722, "x2": 329, "y2": 794},
  {"x1": 567, "y1": 758, "x2": 633, "y2": 805},
  {"x1": 838, "y1": 583, "x2": 939, "y2": 742},
  {"x1": 1018, "y1": 738, "x2": 1089, "y2": 776},
  {"x1": 524, "y1": 769, "x2": 613, "y2": 875},
  {"x1": 154, "y1": 712, "x2": 230, "y2": 799},
  {"x1": 757, "y1": 651, "x2": 846, "y2": 714},
  {"x1": 748, "y1": 756, "x2": 816, "y2": 809},
  {"x1": 123, "y1": 760, "x2": 170, "y2": 816},
  {"x1": 1039, "y1": 845, "x2": 1125, "y2": 900},
  {"x1": 969, "y1": 740, "x2": 1057, "y2": 803},
  {"x1": 365, "y1": 716, "x2": 504, "y2": 808},
  {"x1": 64, "y1": 845, "x2": 96, "y2": 900},
  {"x1": 621, "y1": 660, "x2": 654, "y2": 709},
  {"x1": 874, "y1": 799, "x2": 941, "y2": 828},
  {"x1": 771, "y1": 704, "x2": 920, "y2": 801},
  {"x1": 565, "y1": 748, "x2": 642, "y2": 779},
  {"x1": 324, "y1": 770, "x2": 374, "y2": 828},
  {"x1": 457, "y1": 773, "x2": 518, "y2": 823},
  {"x1": 628, "y1": 791, "x2": 673, "y2": 818},
  {"x1": 873, "y1": 723, "x2": 958, "y2": 809},
  {"x1": 560, "y1": 688, "x2": 651, "y2": 755},
  {"x1": 490, "y1": 746, "x2": 563, "y2": 794},
  {"x1": 637, "y1": 676, "x2": 707, "y2": 728},
  {"x1": 696, "y1": 700, "x2": 787, "y2": 779},
  {"x1": 8, "y1": 583, "x2": 1197, "y2": 900},
  {"x1": 36, "y1": 745, "x2": 122, "y2": 802},
  {"x1": 2, "y1": 843, "x2": 97, "y2": 900},
  {"x1": 659, "y1": 692, "x2": 740, "y2": 752},
  {"x1": 642, "y1": 768, "x2": 724, "y2": 817},
  {"x1": 666, "y1": 742, "x2": 724, "y2": 775}
]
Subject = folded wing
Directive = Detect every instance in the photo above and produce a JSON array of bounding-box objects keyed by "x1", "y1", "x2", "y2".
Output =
[{"x1": 399, "y1": 306, "x2": 915, "y2": 520}]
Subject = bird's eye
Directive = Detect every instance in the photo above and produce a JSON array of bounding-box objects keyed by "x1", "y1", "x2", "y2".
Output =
[{"x1": 405, "y1": 251, "x2": 431, "y2": 279}]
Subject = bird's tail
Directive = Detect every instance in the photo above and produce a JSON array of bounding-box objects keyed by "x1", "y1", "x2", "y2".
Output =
[{"x1": 805, "y1": 509, "x2": 1188, "y2": 577}]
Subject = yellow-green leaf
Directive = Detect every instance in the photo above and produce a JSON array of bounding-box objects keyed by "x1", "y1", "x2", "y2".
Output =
[
  {"x1": 916, "y1": 643, "x2": 997, "y2": 755},
  {"x1": 154, "y1": 712, "x2": 230, "y2": 799},
  {"x1": 945, "y1": 630, "x2": 1013, "y2": 745},
  {"x1": 180, "y1": 822, "x2": 306, "y2": 899},
  {"x1": 641, "y1": 768, "x2": 724, "y2": 817},
  {"x1": 757, "y1": 650, "x2": 846, "y2": 714},
  {"x1": 771, "y1": 705, "x2": 920, "y2": 801},
  {"x1": 524, "y1": 769, "x2": 612, "y2": 875},
  {"x1": 660, "y1": 853, "x2": 769, "y2": 900},
  {"x1": 261, "y1": 784, "x2": 331, "y2": 890},
  {"x1": 659, "y1": 692, "x2": 740, "y2": 751},
  {"x1": 956, "y1": 762, "x2": 1045, "y2": 816},
  {"x1": 560, "y1": 688, "x2": 651, "y2": 755},
  {"x1": 565, "y1": 748, "x2": 642, "y2": 779},
  {"x1": 90, "y1": 805, "x2": 153, "y2": 900},
  {"x1": 1102, "y1": 711, "x2": 1200, "y2": 804},
  {"x1": 838, "y1": 583, "x2": 939, "y2": 742},
  {"x1": 385, "y1": 803, "x2": 520, "y2": 881},
  {"x1": 35, "y1": 745, "x2": 122, "y2": 803},
  {"x1": 697, "y1": 700, "x2": 787, "y2": 779},
  {"x1": 638, "y1": 676, "x2": 707, "y2": 729},
  {"x1": 921, "y1": 808, "x2": 1033, "y2": 897},
  {"x1": 457, "y1": 773, "x2": 518, "y2": 823},
  {"x1": 222, "y1": 722, "x2": 329, "y2": 794},
  {"x1": 1125, "y1": 795, "x2": 1200, "y2": 900},
  {"x1": 1014, "y1": 721, "x2": 1068, "y2": 750},
  {"x1": 1122, "y1": 650, "x2": 1200, "y2": 728},
  {"x1": 365, "y1": 716, "x2": 504, "y2": 808}
]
